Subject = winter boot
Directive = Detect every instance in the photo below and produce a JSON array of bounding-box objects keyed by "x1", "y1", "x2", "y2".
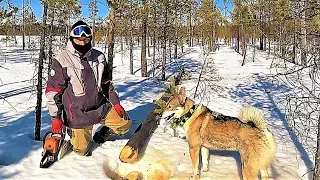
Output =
[{"x1": 93, "y1": 126, "x2": 118, "y2": 144}]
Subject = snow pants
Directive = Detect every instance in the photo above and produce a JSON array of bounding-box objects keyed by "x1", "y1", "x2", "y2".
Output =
[{"x1": 70, "y1": 107, "x2": 132, "y2": 156}]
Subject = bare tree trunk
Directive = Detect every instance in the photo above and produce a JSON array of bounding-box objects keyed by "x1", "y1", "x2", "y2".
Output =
[
  {"x1": 188, "y1": 0, "x2": 192, "y2": 47},
  {"x1": 65, "y1": 17, "x2": 70, "y2": 46},
  {"x1": 241, "y1": 44, "x2": 247, "y2": 66},
  {"x1": 259, "y1": 35, "x2": 264, "y2": 51},
  {"x1": 35, "y1": 2, "x2": 47, "y2": 141},
  {"x1": 292, "y1": 19, "x2": 296, "y2": 64},
  {"x1": 279, "y1": 21, "x2": 285, "y2": 58},
  {"x1": 5, "y1": 29, "x2": 8, "y2": 47},
  {"x1": 147, "y1": 32, "x2": 150, "y2": 57},
  {"x1": 300, "y1": 0, "x2": 307, "y2": 66},
  {"x1": 120, "y1": 33, "x2": 123, "y2": 51},
  {"x1": 28, "y1": 31, "x2": 30, "y2": 49},
  {"x1": 48, "y1": 10, "x2": 54, "y2": 78},
  {"x1": 11, "y1": 13, "x2": 17, "y2": 45},
  {"x1": 190, "y1": 25, "x2": 193, "y2": 47},
  {"x1": 253, "y1": 31, "x2": 256, "y2": 62},
  {"x1": 125, "y1": 30, "x2": 129, "y2": 46},
  {"x1": 161, "y1": 40, "x2": 167, "y2": 81},
  {"x1": 268, "y1": 17, "x2": 271, "y2": 55},
  {"x1": 130, "y1": 1, "x2": 134, "y2": 75},
  {"x1": 211, "y1": 3, "x2": 216, "y2": 52},
  {"x1": 201, "y1": 29, "x2": 204, "y2": 47},
  {"x1": 119, "y1": 72, "x2": 184, "y2": 164},
  {"x1": 22, "y1": 0, "x2": 25, "y2": 50},
  {"x1": 179, "y1": 11, "x2": 184, "y2": 53},
  {"x1": 263, "y1": 36, "x2": 266, "y2": 51},
  {"x1": 107, "y1": 6, "x2": 115, "y2": 80},
  {"x1": 241, "y1": 25, "x2": 247, "y2": 66},
  {"x1": 104, "y1": 32, "x2": 108, "y2": 54},
  {"x1": 152, "y1": 7, "x2": 156, "y2": 77},
  {"x1": 181, "y1": 39, "x2": 184, "y2": 53},
  {"x1": 161, "y1": 8, "x2": 168, "y2": 81},
  {"x1": 174, "y1": 28, "x2": 177, "y2": 59},
  {"x1": 130, "y1": 35, "x2": 133, "y2": 74},
  {"x1": 141, "y1": 0, "x2": 147, "y2": 77},
  {"x1": 259, "y1": 6, "x2": 263, "y2": 51},
  {"x1": 169, "y1": 39, "x2": 172, "y2": 59},
  {"x1": 263, "y1": 4, "x2": 267, "y2": 51},
  {"x1": 211, "y1": 19, "x2": 216, "y2": 52},
  {"x1": 314, "y1": 116, "x2": 320, "y2": 179},
  {"x1": 236, "y1": 25, "x2": 240, "y2": 53},
  {"x1": 152, "y1": 30, "x2": 156, "y2": 77},
  {"x1": 268, "y1": 37, "x2": 271, "y2": 55},
  {"x1": 91, "y1": 0, "x2": 97, "y2": 47}
]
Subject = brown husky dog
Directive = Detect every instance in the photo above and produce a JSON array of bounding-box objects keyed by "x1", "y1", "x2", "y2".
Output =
[{"x1": 162, "y1": 87, "x2": 276, "y2": 180}]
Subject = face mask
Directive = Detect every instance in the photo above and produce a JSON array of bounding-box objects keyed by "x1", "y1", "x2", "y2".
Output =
[{"x1": 71, "y1": 39, "x2": 92, "y2": 56}]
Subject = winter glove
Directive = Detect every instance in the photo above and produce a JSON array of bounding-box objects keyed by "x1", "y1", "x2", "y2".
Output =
[
  {"x1": 114, "y1": 104, "x2": 129, "y2": 119},
  {"x1": 51, "y1": 118, "x2": 65, "y2": 134},
  {"x1": 103, "y1": 107, "x2": 132, "y2": 135}
]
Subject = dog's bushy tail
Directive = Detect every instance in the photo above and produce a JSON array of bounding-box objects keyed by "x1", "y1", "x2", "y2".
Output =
[
  {"x1": 238, "y1": 106, "x2": 277, "y2": 166},
  {"x1": 238, "y1": 106, "x2": 268, "y2": 130}
]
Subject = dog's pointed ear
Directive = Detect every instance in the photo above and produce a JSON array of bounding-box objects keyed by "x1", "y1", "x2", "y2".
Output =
[
  {"x1": 178, "y1": 87, "x2": 186, "y2": 104},
  {"x1": 178, "y1": 87, "x2": 186, "y2": 97}
]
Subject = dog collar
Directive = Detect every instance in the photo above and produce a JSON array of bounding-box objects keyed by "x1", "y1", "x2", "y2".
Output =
[{"x1": 170, "y1": 105, "x2": 197, "y2": 129}]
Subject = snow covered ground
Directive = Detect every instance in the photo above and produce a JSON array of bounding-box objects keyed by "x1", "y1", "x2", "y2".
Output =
[{"x1": 0, "y1": 40, "x2": 314, "y2": 179}]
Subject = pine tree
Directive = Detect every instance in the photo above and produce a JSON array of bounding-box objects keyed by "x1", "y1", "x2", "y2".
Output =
[
  {"x1": 89, "y1": 0, "x2": 98, "y2": 46},
  {"x1": 107, "y1": 0, "x2": 116, "y2": 80},
  {"x1": 35, "y1": 0, "x2": 48, "y2": 141},
  {"x1": 141, "y1": 0, "x2": 148, "y2": 77}
]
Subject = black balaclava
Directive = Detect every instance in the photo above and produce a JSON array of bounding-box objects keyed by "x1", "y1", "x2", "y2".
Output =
[{"x1": 70, "y1": 20, "x2": 92, "y2": 56}]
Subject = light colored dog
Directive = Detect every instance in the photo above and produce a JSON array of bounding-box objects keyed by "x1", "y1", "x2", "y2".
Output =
[{"x1": 162, "y1": 87, "x2": 276, "y2": 180}]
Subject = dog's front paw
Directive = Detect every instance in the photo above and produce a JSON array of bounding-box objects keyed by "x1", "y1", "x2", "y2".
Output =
[
  {"x1": 191, "y1": 174, "x2": 200, "y2": 180},
  {"x1": 201, "y1": 165, "x2": 209, "y2": 172}
]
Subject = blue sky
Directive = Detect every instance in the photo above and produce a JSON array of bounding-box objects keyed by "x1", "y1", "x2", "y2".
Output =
[
  {"x1": 0, "y1": 0, "x2": 108, "y2": 19},
  {"x1": 1, "y1": 0, "x2": 233, "y2": 20}
]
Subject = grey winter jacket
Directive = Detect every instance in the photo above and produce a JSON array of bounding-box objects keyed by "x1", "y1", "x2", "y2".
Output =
[{"x1": 45, "y1": 41, "x2": 120, "y2": 128}]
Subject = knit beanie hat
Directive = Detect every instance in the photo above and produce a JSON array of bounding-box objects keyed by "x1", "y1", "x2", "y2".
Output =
[{"x1": 71, "y1": 20, "x2": 89, "y2": 30}]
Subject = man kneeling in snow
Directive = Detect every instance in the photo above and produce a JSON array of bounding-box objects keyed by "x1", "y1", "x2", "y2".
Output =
[{"x1": 45, "y1": 20, "x2": 132, "y2": 156}]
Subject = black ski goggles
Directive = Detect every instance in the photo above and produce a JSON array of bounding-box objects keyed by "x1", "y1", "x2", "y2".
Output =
[{"x1": 70, "y1": 25, "x2": 92, "y2": 38}]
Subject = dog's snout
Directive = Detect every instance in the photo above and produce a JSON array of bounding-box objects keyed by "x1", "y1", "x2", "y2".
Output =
[
  {"x1": 166, "y1": 113, "x2": 175, "y2": 121},
  {"x1": 161, "y1": 111, "x2": 174, "y2": 118}
]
